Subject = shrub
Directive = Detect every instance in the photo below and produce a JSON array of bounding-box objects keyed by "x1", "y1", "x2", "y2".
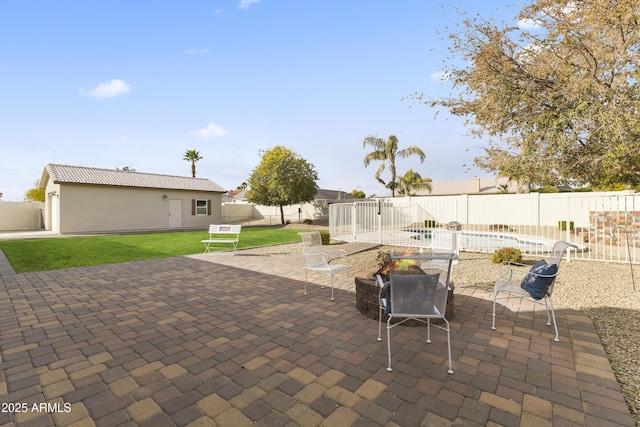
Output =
[
  {"x1": 303, "y1": 219, "x2": 313, "y2": 225},
  {"x1": 319, "y1": 231, "x2": 331, "y2": 245},
  {"x1": 375, "y1": 250, "x2": 391, "y2": 270},
  {"x1": 492, "y1": 247, "x2": 522, "y2": 264}
]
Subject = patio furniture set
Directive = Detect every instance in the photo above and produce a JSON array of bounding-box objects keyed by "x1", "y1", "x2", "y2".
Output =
[
  {"x1": 298, "y1": 231, "x2": 578, "y2": 375},
  {"x1": 199, "y1": 227, "x2": 577, "y2": 375}
]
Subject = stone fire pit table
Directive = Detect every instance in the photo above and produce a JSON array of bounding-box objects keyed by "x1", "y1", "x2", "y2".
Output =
[{"x1": 355, "y1": 251, "x2": 457, "y2": 324}]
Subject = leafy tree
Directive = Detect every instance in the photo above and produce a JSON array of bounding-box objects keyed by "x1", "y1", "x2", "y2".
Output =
[
  {"x1": 116, "y1": 166, "x2": 136, "y2": 172},
  {"x1": 362, "y1": 135, "x2": 426, "y2": 197},
  {"x1": 397, "y1": 170, "x2": 432, "y2": 196},
  {"x1": 350, "y1": 189, "x2": 366, "y2": 198},
  {"x1": 183, "y1": 149, "x2": 203, "y2": 178},
  {"x1": 247, "y1": 146, "x2": 319, "y2": 224},
  {"x1": 25, "y1": 180, "x2": 45, "y2": 202},
  {"x1": 418, "y1": 0, "x2": 640, "y2": 188},
  {"x1": 384, "y1": 180, "x2": 400, "y2": 194}
]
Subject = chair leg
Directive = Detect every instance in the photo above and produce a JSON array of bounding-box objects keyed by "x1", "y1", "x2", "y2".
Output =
[
  {"x1": 548, "y1": 298, "x2": 559, "y2": 342},
  {"x1": 330, "y1": 274, "x2": 335, "y2": 301},
  {"x1": 377, "y1": 305, "x2": 383, "y2": 342},
  {"x1": 386, "y1": 317, "x2": 393, "y2": 372},
  {"x1": 304, "y1": 270, "x2": 309, "y2": 295},
  {"x1": 543, "y1": 298, "x2": 552, "y2": 325},
  {"x1": 491, "y1": 289, "x2": 497, "y2": 331},
  {"x1": 426, "y1": 319, "x2": 432, "y2": 344},
  {"x1": 444, "y1": 318, "x2": 453, "y2": 374}
]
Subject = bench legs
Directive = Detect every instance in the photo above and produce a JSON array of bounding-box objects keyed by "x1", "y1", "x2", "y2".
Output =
[{"x1": 202, "y1": 241, "x2": 238, "y2": 254}]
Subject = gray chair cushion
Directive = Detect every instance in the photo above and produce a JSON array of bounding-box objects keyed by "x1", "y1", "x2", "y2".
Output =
[{"x1": 520, "y1": 259, "x2": 558, "y2": 300}]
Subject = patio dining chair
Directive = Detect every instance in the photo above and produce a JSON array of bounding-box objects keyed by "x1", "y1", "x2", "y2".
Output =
[
  {"x1": 298, "y1": 231, "x2": 347, "y2": 260},
  {"x1": 420, "y1": 229, "x2": 460, "y2": 272},
  {"x1": 302, "y1": 252, "x2": 349, "y2": 301},
  {"x1": 376, "y1": 263, "x2": 454, "y2": 374},
  {"x1": 491, "y1": 240, "x2": 578, "y2": 341}
]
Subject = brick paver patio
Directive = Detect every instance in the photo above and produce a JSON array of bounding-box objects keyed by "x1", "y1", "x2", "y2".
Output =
[{"x1": 0, "y1": 246, "x2": 635, "y2": 426}]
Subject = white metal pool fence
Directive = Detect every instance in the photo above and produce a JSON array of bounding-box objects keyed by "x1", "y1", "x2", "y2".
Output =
[{"x1": 329, "y1": 191, "x2": 640, "y2": 264}]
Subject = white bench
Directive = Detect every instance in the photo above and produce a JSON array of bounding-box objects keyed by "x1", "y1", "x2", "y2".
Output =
[{"x1": 201, "y1": 225, "x2": 241, "y2": 253}]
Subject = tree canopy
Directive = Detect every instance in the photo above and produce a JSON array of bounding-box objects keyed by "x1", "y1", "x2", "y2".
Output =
[
  {"x1": 25, "y1": 180, "x2": 45, "y2": 202},
  {"x1": 183, "y1": 149, "x2": 202, "y2": 178},
  {"x1": 350, "y1": 189, "x2": 366, "y2": 198},
  {"x1": 247, "y1": 146, "x2": 319, "y2": 224},
  {"x1": 397, "y1": 170, "x2": 432, "y2": 196},
  {"x1": 418, "y1": 0, "x2": 640, "y2": 188},
  {"x1": 362, "y1": 135, "x2": 426, "y2": 197}
]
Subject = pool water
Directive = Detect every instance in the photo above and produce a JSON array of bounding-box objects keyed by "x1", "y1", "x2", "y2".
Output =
[{"x1": 407, "y1": 229, "x2": 551, "y2": 251}]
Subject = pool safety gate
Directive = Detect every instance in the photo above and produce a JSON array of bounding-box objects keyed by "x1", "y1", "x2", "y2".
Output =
[{"x1": 329, "y1": 197, "x2": 640, "y2": 264}]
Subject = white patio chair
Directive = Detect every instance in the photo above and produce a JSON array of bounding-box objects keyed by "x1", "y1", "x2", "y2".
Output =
[
  {"x1": 376, "y1": 268, "x2": 453, "y2": 374},
  {"x1": 298, "y1": 231, "x2": 347, "y2": 262},
  {"x1": 491, "y1": 240, "x2": 578, "y2": 341},
  {"x1": 420, "y1": 229, "x2": 460, "y2": 272},
  {"x1": 302, "y1": 252, "x2": 349, "y2": 301}
]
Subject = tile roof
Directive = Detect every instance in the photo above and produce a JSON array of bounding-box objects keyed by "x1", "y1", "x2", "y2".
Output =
[
  {"x1": 42, "y1": 164, "x2": 226, "y2": 193},
  {"x1": 314, "y1": 189, "x2": 358, "y2": 200},
  {"x1": 414, "y1": 176, "x2": 519, "y2": 196}
]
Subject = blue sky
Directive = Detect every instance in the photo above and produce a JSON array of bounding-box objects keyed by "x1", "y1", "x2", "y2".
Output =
[{"x1": 0, "y1": 0, "x2": 523, "y2": 201}]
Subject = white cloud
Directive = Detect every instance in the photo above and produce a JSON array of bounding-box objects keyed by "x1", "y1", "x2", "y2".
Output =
[
  {"x1": 515, "y1": 42, "x2": 543, "y2": 63},
  {"x1": 430, "y1": 71, "x2": 449, "y2": 82},
  {"x1": 83, "y1": 79, "x2": 131, "y2": 99},
  {"x1": 192, "y1": 122, "x2": 229, "y2": 139},
  {"x1": 518, "y1": 18, "x2": 541, "y2": 29},
  {"x1": 238, "y1": 0, "x2": 260, "y2": 10},
  {"x1": 184, "y1": 48, "x2": 209, "y2": 55}
]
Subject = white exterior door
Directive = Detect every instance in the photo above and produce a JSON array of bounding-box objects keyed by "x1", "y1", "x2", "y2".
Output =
[
  {"x1": 50, "y1": 193, "x2": 60, "y2": 233},
  {"x1": 169, "y1": 199, "x2": 182, "y2": 228}
]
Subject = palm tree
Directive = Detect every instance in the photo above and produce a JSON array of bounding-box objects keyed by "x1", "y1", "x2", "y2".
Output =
[
  {"x1": 183, "y1": 149, "x2": 203, "y2": 178},
  {"x1": 362, "y1": 135, "x2": 426, "y2": 197},
  {"x1": 397, "y1": 169, "x2": 432, "y2": 196}
]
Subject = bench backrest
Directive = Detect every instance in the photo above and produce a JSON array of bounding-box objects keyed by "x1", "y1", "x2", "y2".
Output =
[{"x1": 208, "y1": 224, "x2": 242, "y2": 235}]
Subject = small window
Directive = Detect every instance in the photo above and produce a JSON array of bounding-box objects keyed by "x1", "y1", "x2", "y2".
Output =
[{"x1": 195, "y1": 199, "x2": 208, "y2": 215}]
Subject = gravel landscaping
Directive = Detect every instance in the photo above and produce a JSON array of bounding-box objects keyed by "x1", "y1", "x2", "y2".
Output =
[{"x1": 243, "y1": 231, "x2": 640, "y2": 425}]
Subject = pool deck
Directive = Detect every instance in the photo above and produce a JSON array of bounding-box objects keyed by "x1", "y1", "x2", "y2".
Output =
[{"x1": 0, "y1": 245, "x2": 635, "y2": 426}]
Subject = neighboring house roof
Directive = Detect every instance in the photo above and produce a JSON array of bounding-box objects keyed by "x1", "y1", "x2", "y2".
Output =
[
  {"x1": 315, "y1": 189, "x2": 358, "y2": 201},
  {"x1": 223, "y1": 188, "x2": 358, "y2": 203},
  {"x1": 414, "y1": 176, "x2": 519, "y2": 196},
  {"x1": 40, "y1": 164, "x2": 226, "y2": 193},
  {"x1": 223, "y1": 190, "x2": 246, "y2": 203}
]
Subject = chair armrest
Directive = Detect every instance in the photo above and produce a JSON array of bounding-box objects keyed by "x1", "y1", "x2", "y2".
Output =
[
  {"x1": 496, "y1": 265, "x2": 514, "y2": 283},
  {"x1": 504, "y1": 261, "x2": 529, "y2": 268},
  {"x1": 497, "y1": 261, "x2": 558, "y2": 285},
  {"x1": 496, "y1": 261, "x2": 529, "y2": 283},
  {"x1": 376, "y1": 274, "x2": 389, "y2": 303},
  {"x1": 326, "y1": 247, "x2": 348, "y2": 263}
]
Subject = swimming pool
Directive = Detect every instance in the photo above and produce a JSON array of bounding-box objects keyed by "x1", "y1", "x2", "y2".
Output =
[
  {"x1": 407, "y1": 229, "x2": 555, "y2": 252},
  {"x1": 458, "y1": 231, "x2": 550, "y2": 251}
]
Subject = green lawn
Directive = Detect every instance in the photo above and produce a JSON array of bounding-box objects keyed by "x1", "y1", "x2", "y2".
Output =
[{"x1": 0, "y1": 228, "x2": 314, "y2": 273}]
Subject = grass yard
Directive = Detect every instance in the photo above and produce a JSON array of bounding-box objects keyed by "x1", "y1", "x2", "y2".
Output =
[{"x1": 0, "y1": 228, "x2": 313, "y2": 273}]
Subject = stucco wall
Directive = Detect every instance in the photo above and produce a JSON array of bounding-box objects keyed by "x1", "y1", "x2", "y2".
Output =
[
  {"x1": 0, "y1": 201, "x2": 45, "y2": 231},
  {"x1": 54, "y1": 184, "x2": 222, "y2": 234},
  {"x1": 222, "y1": 201, "x2": 328, "y2": 224}
]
